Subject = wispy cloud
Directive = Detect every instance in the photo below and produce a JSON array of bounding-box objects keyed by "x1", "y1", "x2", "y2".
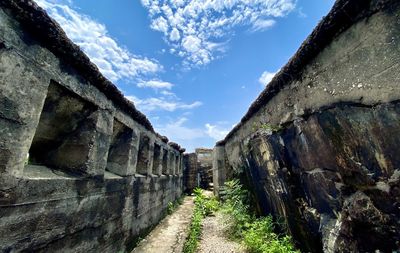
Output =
[
  {"x1": 156, "y1": 117, "x2": 206, "y2": 140},
  {"x1": 35, "y1": 0, "x2": 162, "y2": 82},
  {"x1": 138, "y1": 80, "x2": 174, "y2": 90},
  {"x1": 127, "y1": 96, "x2": 202, "y2": 113},
  {"x1": 205, "y1": 123, "x2": 230, "y2": 141},
  {"x1": 154, "y1": 117, "x2": 232, "y2": 151},
  {"x1": 259, "y1": 70, "x2": 278, "y2": 86},
  {"x1": 250, "y1": 19, "x2": 276, "y2": 32},
  {"x1": 141, "y1": 0, "x2": 296, "y2": 67}
]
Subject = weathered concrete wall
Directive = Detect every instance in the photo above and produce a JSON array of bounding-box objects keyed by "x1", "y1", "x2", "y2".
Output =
[
  {"x1": 0, "y1": 1, "x2": 185, "y2": 252},
  {"x1": 214, "y1": 0, "x2": 400, "y2": 252},
  {"x1": 183, "y1": 153, "x2": 198, "y2": 193},
  {"x1": 196, "y1": 148, "x2": 213, "y2": 188},
  {"x1": 184, "y1": 148, "x2": 213, "y2": 193}
]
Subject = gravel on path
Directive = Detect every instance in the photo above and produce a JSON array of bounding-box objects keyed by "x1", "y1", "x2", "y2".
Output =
[
  {"x1": 131, "y1": 196, "x2": 194, "y2": 253},
  {"x1": 197, "y1": 212, "x2": 245, "y2": 253}
]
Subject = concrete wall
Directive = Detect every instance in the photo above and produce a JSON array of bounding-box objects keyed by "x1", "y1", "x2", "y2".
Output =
[
  {"x1": 213, "y1": 1, "x2": 400, "y2": 252},
  {"x1": 0, "y1": 3, "x2": 185, "y2": 252},
  {"x1": 183, "y1": 148, "x2": 213, "y2": 193}
]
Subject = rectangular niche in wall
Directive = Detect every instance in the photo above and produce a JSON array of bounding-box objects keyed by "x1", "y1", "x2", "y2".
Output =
[
  {"x1": 106, "y1": 119, "x2": 133, "y2": 176},
  {"x1": 162, "y1": 148, "x2": 168, "y2": 175},
  {"x1": 136, "y1": 134, "x2": 150, "y2": 175},
  {"x1": 169, "y1": 152, "x2": 175, "y2": 175},
  {"x1": 175, "y1": 155, "x2": 180, "y2": 175},
  {"x1": 152, "y1": 143, "x2": 161, "y2": 175},
  {"x1": 28, "y1": 81, "x2": 97, "y2": 174}
]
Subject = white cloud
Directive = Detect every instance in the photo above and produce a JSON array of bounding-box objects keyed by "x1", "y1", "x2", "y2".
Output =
[
  {"x1": 205, "y1": 123, "x2": 230, "y2": 140},
  {"x1": 34, "y1": 0, "x2": 162, "y2": 82},
  {"x1": 251, "y1": 19, "x2": 276, "y2": 32},
  {"x1": 155, "y1": 117, "x2": 208, "y2": 152},
  {"x1": 182, "y1": 35, "x2": 201, "y2": 53},
  {"x1": 170, "y1": 28, "x2": 181, "y2": 41},
  {"x1": 151, "y1": 16, "x2": 169, "y2": 33},
  {"x1": 154, "y1": 118, "x2": 233, "y2": 151},
  {"x1": 127, "y1": 96, "x2": 202, "y2": 112},
  {"x1": 259, "y1": 70, "x2": 278, "y2": 86},
  {"x1": 138, "y1": 80, "x2": 174, "y2": 90},
  {"x1": 141, "y1": 0, "x2": 296, "y2": 67},
  {"x1": 160, "y1": 90, "x2": 176, "y2": 97},
  {"x1": 157, "y1": 117, "x2": 205, "y2": 141}
]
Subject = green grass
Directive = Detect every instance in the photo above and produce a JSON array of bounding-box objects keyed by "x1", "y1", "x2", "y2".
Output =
[
  {"x1": 167, "y1": 196, "x2": 185, "y2": 215},
  {"x1": 220, "y1": 179, "x2": 299, "y2": 253},
  {"x1": 182, "y1": 188, "x2": 218, "y2": 253},
  {"x1": 183, "y1": 182, "x2": 298, "y2": 253}
]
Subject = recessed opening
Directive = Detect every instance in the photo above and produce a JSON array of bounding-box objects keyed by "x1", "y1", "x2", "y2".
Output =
[
  {"x1": 175, "y1": 155, "x2": 180, "y2": 175},
  {"x1": 162, "y1": 148, "x2": 168, "y2": 175},
  {"x1": 152, "y1": 143, "x2": 161, "y2": 175},
  {"x1": 106, "y1": 119, "x2": 133, "y2": 176},
  {"x1": 28, "y1": 81, "x2": 97, "y2": 173},
  {"x1": 136, "y1": 134, "x2": 150, "y2": 175},
  {"x1": 168, "y1": 152, "x2": 175, "y2": 175}
]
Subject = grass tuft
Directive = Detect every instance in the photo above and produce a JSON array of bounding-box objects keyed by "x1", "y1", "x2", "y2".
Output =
[{"x1": 220, "y1": 179, "x2": 299, "y2": 253}]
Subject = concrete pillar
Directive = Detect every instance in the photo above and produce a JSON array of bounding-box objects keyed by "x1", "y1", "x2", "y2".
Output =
[
  {"x1": 152, "y1": 142, "x2": 162, "y2": 176},
  {"x1": 212, "y1": 144, "x2": 227, "y2": 197},
  {"x1": 106, "y1": 119, "x2": 138, "y2": 176},
  {"x1": 0, "y1": 48, "x2": 49, "y2": 178},
  {"x1": 135, "y1": 133, "x2": 153, "y2": 175},
  {"x1": 147, "y1": 138, "x2": 155, "y2": 175},
  {"x1": 128, "y1": 128, "x2": 140, "y2": 175}
]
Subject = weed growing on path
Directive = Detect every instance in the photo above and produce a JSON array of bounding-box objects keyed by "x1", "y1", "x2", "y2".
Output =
[
  {"x1": 167, "y1": 196, "x2": 185, "y2": 215},
  {"x1": 183, "y1": 188, "x2": 218, "y2": 253},
  {"x1": 220, "y1": 179, "x2": 299, "y2": 253}
]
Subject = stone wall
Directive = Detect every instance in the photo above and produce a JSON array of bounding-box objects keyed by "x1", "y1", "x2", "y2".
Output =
[
  {"x1": 184, "y1": 148, "x2": 213, "y2": 193},
  {"x1": 213, "y1": 0, "x2": 400, "y2": 252},
  {"x1": 0, "y1": 1, "x2": 185, "y2": 252}
]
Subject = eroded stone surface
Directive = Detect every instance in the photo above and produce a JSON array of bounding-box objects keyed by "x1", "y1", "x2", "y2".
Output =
[
  {"x1": 0, "y1": 1, "x2": 185, "y2": 252},
  {"x1": 183, "y1": 148, "x2": 213, "y2": 193},
  {"x1": 213, "y1": 1, "x2": 400, "y2": 252}
]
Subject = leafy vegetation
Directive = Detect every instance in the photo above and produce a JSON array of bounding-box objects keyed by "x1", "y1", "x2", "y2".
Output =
[
  {"x1": 252, "y1": 122, "x2": 283, "y2": 133},
  {"x1": 167, "y1": 196, "x2": 185, "y2": 215},
  {"x1": 183, "y1": 182, "x2": 297, "y2": 253},
  {"x1": 259, "y1": 123, "x2": 282, "y2": 132},
  {"x1": 183, "y1": 188, "x2": 218, "y2": 253},
  {"x1": 220, "y1": 179, "x2": 299, "y2": 253}
]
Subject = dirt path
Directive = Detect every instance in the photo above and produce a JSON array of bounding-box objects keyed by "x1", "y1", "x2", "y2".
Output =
[
  {"x1": 131, "y1": 196, "x2": 194, "y2": 253},
  {"x1": 197, "y1": 211, "x2": 245, "y2": 253}
]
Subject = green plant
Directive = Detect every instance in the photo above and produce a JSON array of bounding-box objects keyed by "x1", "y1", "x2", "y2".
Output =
[
  {"x1": 259, "y1": 123, "x2": 282, "y2": 132},
  {"x1": 182, "y1": 204, "x2": 203, "y2": 253},
  {"x1": 193, "y1": 188, "x2": 219, "y2": 217},
  {"x1": 243, "y1": 217, "x2": 298, "y2": 253},
  {"x1": 220, "y1": 180, "x2": 299, "y2": 253},
  {"x1": 167, "y1": 202, "x2": 175, "y2": 215},
  {"x1": 183, "y1": 188, "x2": 219, "y2": 253},
  {"x1": 167, "y1": 196, "x2": 185, "y2": 215}
]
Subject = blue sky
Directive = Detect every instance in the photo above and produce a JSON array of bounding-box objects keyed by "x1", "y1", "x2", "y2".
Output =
[{"x1": 35, "y1": 0, "x2": 335, "y2": 152}]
